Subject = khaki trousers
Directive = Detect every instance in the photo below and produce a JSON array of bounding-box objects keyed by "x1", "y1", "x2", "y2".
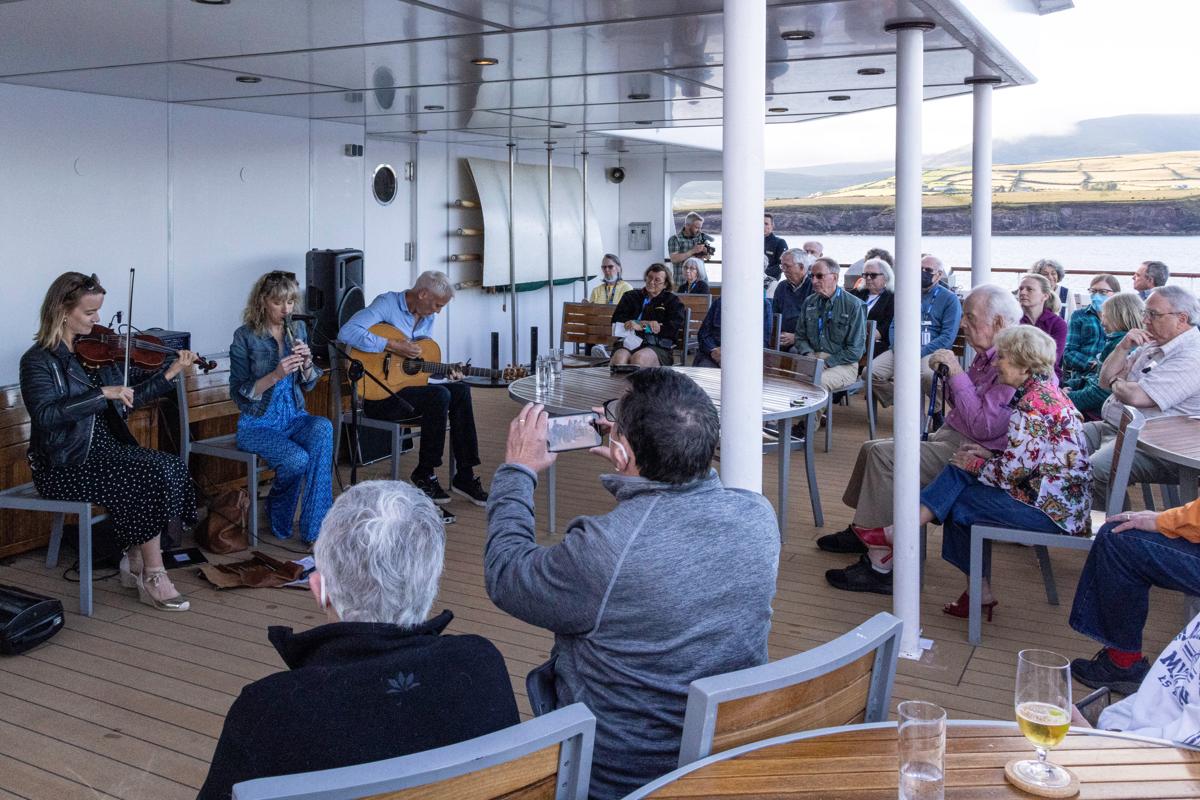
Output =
[
  {"x1": 841, "y1": 426, "x2": 966, "y2": 528},
  {"x1": 820, "y1": 362, "x2": 861, "y2": 392}
]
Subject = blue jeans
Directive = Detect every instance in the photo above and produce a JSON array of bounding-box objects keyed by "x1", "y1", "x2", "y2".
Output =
[
  {"x1": 1070, "y1": 524, "x2": 1200, "y2": 652},
  {"x1": 238, "y1": 414, "x2": 334, "y2": 542},
  {"x1": 920, "y1": 466, "x2": 1064, "y2": 579}
]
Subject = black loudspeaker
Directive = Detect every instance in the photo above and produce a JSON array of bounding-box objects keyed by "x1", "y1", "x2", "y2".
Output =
[{"x1": 305, "y1": 249, "x2": 365, "y2": 352}]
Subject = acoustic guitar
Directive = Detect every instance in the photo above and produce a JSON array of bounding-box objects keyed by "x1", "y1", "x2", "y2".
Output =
[{"x1": 348, "y1": 324, "x2": 526, "y2": 401}]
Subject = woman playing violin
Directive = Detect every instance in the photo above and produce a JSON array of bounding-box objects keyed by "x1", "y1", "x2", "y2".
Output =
[
  {"x1": 229, "y1": 271, "x2": 332, "y2": 548},
  {"x1": 18, "y1": 272, "x2": 200, "y2": 611}
]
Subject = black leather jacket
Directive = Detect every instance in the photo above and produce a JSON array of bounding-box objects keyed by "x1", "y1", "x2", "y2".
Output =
[{"x1": 18, "y1": 343, "x2": 174, "y2": 469}]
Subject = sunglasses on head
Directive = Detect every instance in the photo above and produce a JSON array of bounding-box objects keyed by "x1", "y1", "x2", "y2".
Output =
[
  {"x1": 72, "y1": 273, "x2": 100, "y2": 293},
  {"x1": 261, "y1": 271, "x2": 297, "y2": 293}
]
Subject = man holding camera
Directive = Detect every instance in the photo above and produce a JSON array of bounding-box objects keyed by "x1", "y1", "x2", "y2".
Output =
[{"x1": 668, "y1": 211, "x2": 714, "y2": 287}]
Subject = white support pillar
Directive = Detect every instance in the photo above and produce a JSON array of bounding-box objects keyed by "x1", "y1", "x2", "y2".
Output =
[
  {"x1": 719, "y1": 0, "x2": 765, "y2": 493},
  {"x1": 508, "y1": 142, "x2": 519, "y2": 364},
  {"x1": 546, "y1": 140, "x2": 556, "y2": 349},
  {"x1": 968, "y1": 69, "x2": 1001, "y2": 289},
  {"x1": 581, "y1": 147, "x2": 590, "y2": 298},
  {"x1": 887, "y1": 18, "x2": 935, "y2": 661}
]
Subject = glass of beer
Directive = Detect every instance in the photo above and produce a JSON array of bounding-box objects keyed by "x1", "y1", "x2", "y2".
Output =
[{"x1": 1013, "y1": 649, "x2": 1073, "y2": 789}]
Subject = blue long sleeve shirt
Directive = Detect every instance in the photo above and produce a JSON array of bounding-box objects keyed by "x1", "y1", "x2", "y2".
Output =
[
  {"x1": 337, "y1": 291, "x2": 435, "y2": 352},
  {"x1": 772, "y1": 277, "x2": 813, "y2": 336},
  {"x1": 888, "y1": 284, "x2": 962, "y2": 357},
  {"x1": 697, "y1": 297, "x2": 773, "y2": 356}
]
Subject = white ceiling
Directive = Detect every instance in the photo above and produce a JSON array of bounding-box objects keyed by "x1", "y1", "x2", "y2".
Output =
[{"x1": 0, "y1": 0, "x2": 1039, "y2": 152}]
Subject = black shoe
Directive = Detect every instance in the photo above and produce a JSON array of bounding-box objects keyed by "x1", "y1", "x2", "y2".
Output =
[
  {"x1": 1071, "y1": 649, "x2": 1150, "y2": 695},
  {"x1": 817, "y1": 525, "x2": 868, "y2": 554},
  {"x1": 412, "y1": 473, "x2": 451, "y2": 505},
  {"x1": 825, "y1": 555, "x2": 893, "y2": 595},
  {"x1": 440, "y1": 507, "x2": 457, "y2": 525},
  {"x1": 452, "y1": 474, "x2": 489, "y2": 506}
]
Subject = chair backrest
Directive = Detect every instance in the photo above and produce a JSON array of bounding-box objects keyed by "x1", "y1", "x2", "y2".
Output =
[
  {"x1": 1106, "y1": 404, "x2": 1147, "y2": 517},
  {"x1": 560, "y1": 302, "x2": 616, "y2": 354},
  {"x1": 860, "y1": 320, "x2": 877, "y2": 374},
  {"x1": 0, "y1": 384, "x2": 32, "y2": 494},
  {"x1": 675, "y1": 293, "x2": 711, "y2": 358},
  {"x1": 768, "y1": 313, "x2": 783, "y2": 350},
  {"x1": 176, "y1": 358, "x2": 236, "y2": 461},
  {"x1": 762, "y1": 349, "x2": 824, "y2": 386},
  {"x1": 232, "y1": 703, "x2": 596, "y2": 800},
  {"x1": 676, "y1": 612, "x2": 902, "y2": 767}
]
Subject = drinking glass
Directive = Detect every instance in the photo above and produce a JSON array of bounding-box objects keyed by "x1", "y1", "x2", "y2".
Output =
[
  {"x1": 1013, "y1": 649, "x2": 1073, "y2": 789},
  {"x1": 551, "y1": 348, "x2": 564, "y2": 383},
  {"x1": 897, "y1": 700, "x2": 945, "y2": 800},
  {"x1": 535, "y1": 356, "x2": 551, "y2": 394}
]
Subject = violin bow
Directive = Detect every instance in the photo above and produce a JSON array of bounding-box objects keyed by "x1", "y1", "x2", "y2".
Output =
[{"x1": 123, "y1": 268, "x2": 135, "y2": 388}]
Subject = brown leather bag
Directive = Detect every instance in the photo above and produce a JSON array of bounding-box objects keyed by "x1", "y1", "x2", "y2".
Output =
[{"x1": 198, "y1": 489, "x2": 250, "y2": 554}]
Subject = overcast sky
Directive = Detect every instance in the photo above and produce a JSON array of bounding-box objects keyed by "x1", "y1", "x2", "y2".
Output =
[{"x1": 628, "y1": 0, "x2": 1199, "y2": 169}]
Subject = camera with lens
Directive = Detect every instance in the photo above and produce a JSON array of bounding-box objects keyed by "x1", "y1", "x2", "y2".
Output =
[{"x1": 701, "y1": 241, "x2": 716, "y2": 258}]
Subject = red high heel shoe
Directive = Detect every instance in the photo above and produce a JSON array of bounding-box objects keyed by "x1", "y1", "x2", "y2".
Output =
[{"x1": 942, "y1": 590, "x2": 997, "y2": 621}]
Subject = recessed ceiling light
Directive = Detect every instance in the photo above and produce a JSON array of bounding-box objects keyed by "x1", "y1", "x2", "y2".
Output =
[
  {"x1": 191, "y1": 0, "x2": 231, "y2": 5},
  {"x1": 768, "y1": 106, "x2": 789, "y2": 113},
  {"x1": 412, "y1": 129, "x2": 427, "y2": 135},
  {"x1": 470, "y1": 57, "x2": 499, "y2": 66},
  {"x1": 423, "y1": 104, "x2": 445, "y2": 111},
  {"x1": 635, "y1": 120, "x2": 652, "y2": 125},
  {"x1": 235, "y1": 75, "x2": 261, "y2": 84},
  {"x1": 628, "y1": 92, "x2": 651, "y2": 101},
  {"x1": 781, "y1": 30, "x2": 815, "y2": 41},
  {"x1": 544, "y1": 140, "x2": 556, "y2": 145},
  {"x1": 550, "y1": 123, "x2": 567, "y2": 129},
  {"x1": 858, "y1": 67, "x2": 886, "y2": 76},
  {"x1": 828, "y1": 94, "x2": 851, "y2": 101}
]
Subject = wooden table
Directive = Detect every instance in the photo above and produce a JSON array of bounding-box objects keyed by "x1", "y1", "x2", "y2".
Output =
[
  {"x1": 508, "y1": 367, "x2": 827, "y2": 539},
  {"x1": 628, "y1": 721, "x2": 1200, "y2": 799},
  {"x1": 1137, "y1": 416, "x2": 1200, "y2": 503}
]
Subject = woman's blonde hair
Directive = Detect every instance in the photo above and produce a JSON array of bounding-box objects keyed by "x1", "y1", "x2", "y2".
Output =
[
  {"x1": 243, "y1": 271, "x2": 302, "y2": 335},
  {"x1": 1101, "y1": 292, "x2": 1145, "y2": 333},
  {"x1": 995, "y1": 325, "x2": 1057, "y2": 379},
  {"x1": 1020, "y1": 272, "x2": 1061, "y2": 314},
  {"x1": 35, "y1": 272, "x2": 106, "y2": 350}
]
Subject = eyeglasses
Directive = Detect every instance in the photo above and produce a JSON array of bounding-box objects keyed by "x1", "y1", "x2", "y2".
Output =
[
  {"x1": 602, "y1": 398, "x2": 620, "y2": 422},
  {"x1": 1089, "y1": 288, "x2": 1114, "y2": 296},
  {"x1": 862, "y1": 272, "x2": 883, "y2": 279},
  {"x1": 1142, "y1": 309, "x2": 1182, "y2": 321},
  {"x1": 811, "y1": 272, "x2": 833, "y2": 280}
]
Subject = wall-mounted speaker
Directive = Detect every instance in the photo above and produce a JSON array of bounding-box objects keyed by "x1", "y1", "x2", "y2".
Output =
[{"x1": 607, "y1": 166, "x2": 626, "y2": 184}]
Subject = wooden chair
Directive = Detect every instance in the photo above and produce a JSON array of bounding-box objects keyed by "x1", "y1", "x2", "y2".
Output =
[
  {"x1": 676, "y1": 293, "x2": 711, "y2": 365},
  {"x1": 0, "y1": 384, "x2": 109, "y2": 616},
  {"x1": 559, "y1": 301, "x2": 615, "y2": 366},
  {"x1": 176, "y1": 360, "x2": 262, "y2": 546},
  {"x1": 232, "y1": 703, "x2": 596, "y2": 800},
  {"x1": 826, "y1": 320, "x2": 877, "y2": 444},
  {"x1": 966, "y1": 404, "x2": 1144, "y2": 645},
  {"x1": 676, "y1": 612, "x2": 902, "y2": 767},
  {"x1": 327, "y1": 343, "x2": 420, "y2": 481},
  {"x1": 762, "y1": 349, "x2": 825, "y2": 529}
]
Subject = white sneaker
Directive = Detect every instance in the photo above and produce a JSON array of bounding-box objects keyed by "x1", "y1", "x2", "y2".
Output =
[{"x1": 592, "y1": 344, "x2": 610, "y2": 358}]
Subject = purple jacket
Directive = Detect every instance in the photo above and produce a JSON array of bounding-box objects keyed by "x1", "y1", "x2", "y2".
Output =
[{"x1": 945, "y1": 346, "x2": 1017, "y2": 451}]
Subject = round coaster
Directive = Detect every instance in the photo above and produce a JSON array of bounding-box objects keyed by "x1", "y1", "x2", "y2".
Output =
[{"x1": 1004, "y1": 759, "x2": 1080, "y2": 798}]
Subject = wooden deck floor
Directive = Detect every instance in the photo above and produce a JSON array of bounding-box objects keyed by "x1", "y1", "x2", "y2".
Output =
[{"x1": 0, "y1": 387, "x2": 1186, "y2": 800}]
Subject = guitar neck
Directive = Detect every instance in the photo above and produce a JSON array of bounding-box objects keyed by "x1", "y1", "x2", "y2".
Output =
[{"x1": 413, "y1": 360, "x2": 499, "y2": 378}]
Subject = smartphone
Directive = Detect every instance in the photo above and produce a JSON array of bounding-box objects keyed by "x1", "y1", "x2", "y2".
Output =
[{"x1": 547, "y1": 412, "x2": 602, "y2": 452}]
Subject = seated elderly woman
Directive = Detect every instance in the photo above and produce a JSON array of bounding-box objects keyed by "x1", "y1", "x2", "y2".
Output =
[
  {"x1": 1032, "y1": 257, "x2": 1071, "y2": 318},
  {"x1": 916, "y1": 326, "x2": 1091, "y2": 620},
  {"x1": 610, "y1": 263, "x2": 686, "y2": 367},
  {"x1": 1064, "y1": 292, "x2": 1144, "y2": 418},
  {"x1": 197, "y1": 481, "x2": 519, "y2": 800},
  {"x1": 678, "y1": 256, "x2": 710, "y2": 295}
]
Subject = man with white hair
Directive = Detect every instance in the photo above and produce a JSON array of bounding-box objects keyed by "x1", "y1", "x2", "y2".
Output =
[
  {"x1": 823, "y1": 285, "x2": 1023, "y2": 595},
  {"x1": 339, "y1": 270, "x2": 489, "y2": 507},
  {"x1": 773, "y1": 248, "x2": 813, "y2": 350},
  {"x1": 871, "y1": 254, "x2": 962, "y2": 407},
  {"x1": 1083, "y1": 284, "x2": 1200, "y2": 505},
  {"x1": 667, "y1": 211, "x2": 715, "y2": 287},
  {"x1": 198, "y1": 481, "x2": 519, "y2": 800}
]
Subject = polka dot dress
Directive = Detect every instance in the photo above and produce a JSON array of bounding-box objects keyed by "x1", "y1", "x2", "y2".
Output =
[{"x1": 31, "y1": 370, "x2": 197, "y2": 550}]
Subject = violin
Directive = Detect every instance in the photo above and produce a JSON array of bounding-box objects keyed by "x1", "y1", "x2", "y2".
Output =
[{"x1": 75, "y1": 324, "x2": 218, "y2": 373}]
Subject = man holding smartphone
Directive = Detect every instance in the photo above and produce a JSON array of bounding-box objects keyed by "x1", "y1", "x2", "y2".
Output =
[{"x1": 484, "y1": 369, "x2": 779, "y2": 800}]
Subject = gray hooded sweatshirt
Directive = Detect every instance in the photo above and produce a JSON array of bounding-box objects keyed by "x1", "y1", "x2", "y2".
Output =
[{"x1": 485, "y1": 464, "x2": 780, "y2": 799}]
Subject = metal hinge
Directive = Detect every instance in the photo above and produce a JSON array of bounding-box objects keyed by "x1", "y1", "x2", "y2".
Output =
[
  {"x1": 404, "y1": 161, "x2": 416, "y2": 181},
  {"x1": 404, "y1": 242, "x2": 414, "y2": 262}
]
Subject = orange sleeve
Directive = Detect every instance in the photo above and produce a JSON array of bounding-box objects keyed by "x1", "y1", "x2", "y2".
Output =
[{"x1": 1156, "y1": 498, "x2": 1200, "y2": 543}]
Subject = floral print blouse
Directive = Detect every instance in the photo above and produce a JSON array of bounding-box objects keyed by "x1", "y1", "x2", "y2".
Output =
[{"x1": 971, "y1": 375, "x2": 1092, "y2": 535}]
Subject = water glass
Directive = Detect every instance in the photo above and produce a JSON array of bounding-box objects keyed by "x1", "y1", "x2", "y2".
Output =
[
  {"x1": 897, "y1": 700, "x2": 946, "y2": 800},
  {"x1": 535, "y1": 355, "x2": 551, "y2": 394},
  {"x1": 551, "y1": 348, "x2": 564, "y2": 383}
]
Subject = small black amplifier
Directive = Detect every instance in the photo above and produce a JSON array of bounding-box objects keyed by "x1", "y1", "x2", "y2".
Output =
[{"x1": 0, "y1": 584, "x2": 64, "y2": 655}]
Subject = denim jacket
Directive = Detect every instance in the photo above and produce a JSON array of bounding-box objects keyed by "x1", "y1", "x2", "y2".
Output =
[{"x1": 229, "y1": 323, "x2": 322, "y2": 417}]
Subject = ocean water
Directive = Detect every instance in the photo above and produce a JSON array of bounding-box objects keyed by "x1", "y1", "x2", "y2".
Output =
[{"x1": 702, "y1": 233, "x2": 1199, "y2": 294}]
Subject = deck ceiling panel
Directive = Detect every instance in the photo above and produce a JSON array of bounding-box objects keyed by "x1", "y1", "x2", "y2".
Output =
[{"x1": 0, "y1": 0, "x2": 1037, "y2": 148}]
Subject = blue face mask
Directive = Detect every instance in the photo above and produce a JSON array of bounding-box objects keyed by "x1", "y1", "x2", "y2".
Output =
[{"x1": 1091, "y1": 294, "x2": 1105, "y2": 312}]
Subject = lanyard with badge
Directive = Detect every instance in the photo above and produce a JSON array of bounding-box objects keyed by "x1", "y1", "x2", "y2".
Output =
[
  {"x1": 817, "y1": 287, "x2": 841, "y2": 339},
  {"x1": 604, "y1": 283, "x2": 617, "y2": 304}
]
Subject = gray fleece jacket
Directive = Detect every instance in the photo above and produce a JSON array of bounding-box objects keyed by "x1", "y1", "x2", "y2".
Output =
[{"x1": 484, "y1": 463, "x2": 779, "y2": 800}]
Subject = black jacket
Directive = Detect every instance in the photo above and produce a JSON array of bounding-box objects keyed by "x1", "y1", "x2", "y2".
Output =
[
  {"x1": 197, "y1": 611, "x2": 520, "y2": 800},
  {"x1": 18, "y1": 342, "x2": 174, "y2": 468},
  {"x1": 852, "y1": 288, "x2": 895, "y2": 354},
  {"x1": 611, "y1": 289, "x2": 686, "y2": 349}
]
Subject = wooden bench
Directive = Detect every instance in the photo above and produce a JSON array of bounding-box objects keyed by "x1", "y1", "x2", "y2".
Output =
[
  {"x1": 677, "y1": 293, "x2": 711, "y2": 364},
  {"x1": 560, "y1": 301, "x2": 615, "y2": 366}
]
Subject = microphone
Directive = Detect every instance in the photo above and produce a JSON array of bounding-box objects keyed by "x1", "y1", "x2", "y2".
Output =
[{"x1": 288, "y1": 312, "x2": 316, "y2": 322}]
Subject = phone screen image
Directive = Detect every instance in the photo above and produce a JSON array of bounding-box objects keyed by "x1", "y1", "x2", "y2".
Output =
[{"x1": 547, "y1": 413, "x2": 602, "y2": 452}]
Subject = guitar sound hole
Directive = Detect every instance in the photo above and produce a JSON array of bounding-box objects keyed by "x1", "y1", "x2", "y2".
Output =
[{"x1": 403, "y1": 359, "x2": 422, "y2": 376}]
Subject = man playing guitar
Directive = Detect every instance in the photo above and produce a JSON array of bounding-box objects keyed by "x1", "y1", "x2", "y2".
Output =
[{"x1": 338, "y1": 270, "x2": 487, "y2": 506}]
